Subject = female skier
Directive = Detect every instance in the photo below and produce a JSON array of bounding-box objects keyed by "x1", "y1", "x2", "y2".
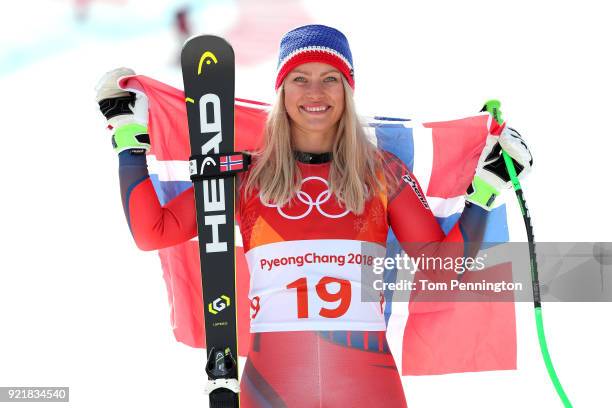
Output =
[{"x1": 95, "y1": 24, "x2": 532, "y2": 407}]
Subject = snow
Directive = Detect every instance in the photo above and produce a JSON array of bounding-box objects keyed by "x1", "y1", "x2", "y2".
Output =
[{"x1": 1, "y1": 0, "x2": 610, "y2": 407}]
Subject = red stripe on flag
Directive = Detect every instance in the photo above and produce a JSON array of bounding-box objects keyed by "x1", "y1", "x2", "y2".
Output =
[
  {"x1": 402, "y1": 262, "x2": 517, "y2": 375},
  {"x1": 424, "y1": 115, "x2": 489, "y2": 197}
]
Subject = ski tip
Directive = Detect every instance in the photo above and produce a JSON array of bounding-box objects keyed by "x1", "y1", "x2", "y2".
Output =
[
  {"x1": 182, "y1": 34, "x2": 234, "y2": 52},
  {"x1": 180, "y1": 34, "x2": 235, "y2": 76}
]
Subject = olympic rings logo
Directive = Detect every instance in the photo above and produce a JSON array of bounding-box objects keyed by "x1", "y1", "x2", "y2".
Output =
[{"x1": 260, "y1": 176, "x2": 350, "y2": 220}]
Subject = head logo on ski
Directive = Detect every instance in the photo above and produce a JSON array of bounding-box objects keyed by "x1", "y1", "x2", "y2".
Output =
[{"x1": 198, "y1": 51, "x2": 218, "y2": 75}]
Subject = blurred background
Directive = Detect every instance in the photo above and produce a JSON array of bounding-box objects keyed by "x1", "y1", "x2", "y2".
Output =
[{"x1": 1, "y1": 0, "x2": 610, "y2": 407}]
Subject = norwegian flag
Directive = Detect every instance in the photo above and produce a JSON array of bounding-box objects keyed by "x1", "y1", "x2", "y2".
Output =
[
  {"x1": 118, "y1": 75, "x2": 516, "y2": 377},
  {"x1": 220, "y1": 154, "x2": 244, "y2": 172}
]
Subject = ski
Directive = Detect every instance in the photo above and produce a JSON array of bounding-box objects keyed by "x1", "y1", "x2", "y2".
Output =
[{"x1": 181, "y1": 35, "x2": 245, "y2": 408}]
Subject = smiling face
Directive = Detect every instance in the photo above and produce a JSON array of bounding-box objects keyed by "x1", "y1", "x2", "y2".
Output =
[{"x1": 283, "y1": 62, "x2": 346, "y2": 151}]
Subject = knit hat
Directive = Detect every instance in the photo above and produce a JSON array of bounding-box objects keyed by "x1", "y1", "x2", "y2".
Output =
[{"x1": 275, "y1": 24, "x2": 354, "y2": 90}]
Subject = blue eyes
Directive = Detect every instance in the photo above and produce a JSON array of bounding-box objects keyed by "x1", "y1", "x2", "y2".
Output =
[{"x1": 292, "y1": 76, "x2": 339, "y2": 83}]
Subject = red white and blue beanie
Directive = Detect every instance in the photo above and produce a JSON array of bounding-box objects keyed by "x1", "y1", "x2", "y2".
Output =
[{"x1": 275, "y1": 24, "x2": 354, "y2": 91}]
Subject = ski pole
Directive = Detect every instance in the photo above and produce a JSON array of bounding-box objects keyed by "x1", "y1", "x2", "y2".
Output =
[{"x1": 482, "y1": 100, "x2": 572, "y2": 407}]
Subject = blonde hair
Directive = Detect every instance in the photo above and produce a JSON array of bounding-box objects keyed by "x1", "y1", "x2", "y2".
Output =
[{"x1": 244, "y1": 78, "x2": 385, "y2": 214}]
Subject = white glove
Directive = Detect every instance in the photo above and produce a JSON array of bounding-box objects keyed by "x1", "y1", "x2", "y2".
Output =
[
  {"x1": 94, "y1": 67, "x2": 150, "y2": 154},
  {"x1": 466, "y1": 126, "x2": 533, "y2": 209}
]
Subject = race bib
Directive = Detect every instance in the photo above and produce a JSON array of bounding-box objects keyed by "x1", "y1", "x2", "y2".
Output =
[{"x1": 246, "y1": 239, "x2": 387, "y2": 332}]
